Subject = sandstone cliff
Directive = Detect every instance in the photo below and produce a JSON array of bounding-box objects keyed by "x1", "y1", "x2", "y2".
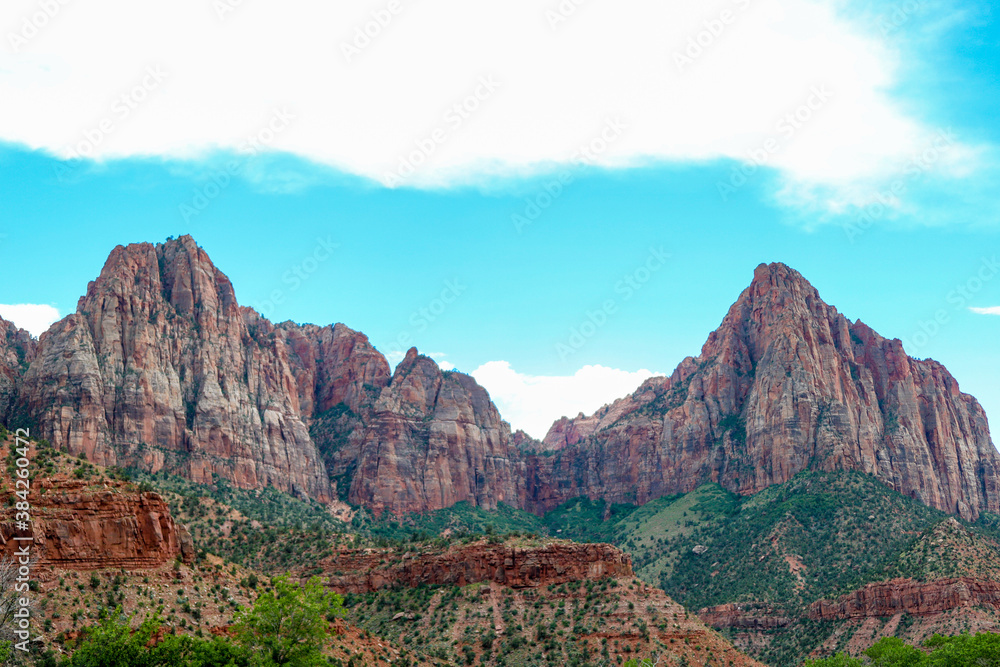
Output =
[
  {"x1": 0, "y1": 476, "x2": 192, "y2": 570},
  {"x1": 530, "y1": 263, "x2": 1000, "y2": 520},
  {"x1": 317, "y1": 540, "x2": 632, "y2": 595},
  {"x1": 7, "y1": 241, "x2": 998, "y2": 522},
  {"x1": 348, "y1": 348, "x2": 526, "y2": 514},
  {"x1": 699, "y1": 603, "x2": 793, "y2": 630},
  {"x1": 0, "y1": 317, "x2": 35, "y2": 426},
  {"x1": 14, "y1": 236, "x2": 332, "y2": 501},
  {"x1": 809, "y1": 577, "x2": 1000, "y2": 620}
]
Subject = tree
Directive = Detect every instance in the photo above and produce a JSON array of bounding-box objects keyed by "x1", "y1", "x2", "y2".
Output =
[
  {"x1": 804, "y1": 654, "x2": 865, "y2": 667},
  {"x1": 923, "y1": 632, "x2": 1000, "y2": 666},
  {"x1": 63, "y1": 609, "x2": 186, "y2": 667},
  {"x1": 64, "y1": 608, "x2": 250, "y2": 667},
  {"x1": 865, "y1": 636, "x2": 924, "y2": 667},
  {"x1": 232, "y1": 576, "x2": 343, "y2": 667}
]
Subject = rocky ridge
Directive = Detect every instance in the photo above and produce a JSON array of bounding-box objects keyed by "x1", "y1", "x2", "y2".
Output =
[
  {"x1": 531, "y1": 263, "x2": 1000, "y2": 520},
  {"x1": 4, "y1": 239, "x2": 998, "y2": 523},
  {"x1": 315, "y1": 540, "x2": 632, "y2": 595}
]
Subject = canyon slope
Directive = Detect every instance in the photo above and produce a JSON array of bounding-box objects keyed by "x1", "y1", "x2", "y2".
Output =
[
  {"x1": 532, "y1": 262, "x2": 1000, "y2": 520},
  {"x1": 3, "y1": 238, "x2": 998, "y2": 521}
]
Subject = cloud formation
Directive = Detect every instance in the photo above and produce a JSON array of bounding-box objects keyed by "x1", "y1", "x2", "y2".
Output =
[
  {"x1": 0, "y1": 303, "x2": 60, "y2": 337},
  {"x1": 470, "y1": 361, "x2": 662, "y2": 439},
  {"x1": 0, "y1": 0, "x2": 980, "y2": 209}
]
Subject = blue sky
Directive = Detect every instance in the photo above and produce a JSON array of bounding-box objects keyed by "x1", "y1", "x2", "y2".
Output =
[{"x1": 0, "y1": 0, "x2": 997, "y2": 437}]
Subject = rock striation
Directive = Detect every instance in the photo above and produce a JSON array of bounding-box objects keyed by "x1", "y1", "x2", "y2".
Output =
[
  {"x1": 5, "y1": 240, "x2": 998, "y2": 523},
  {"x1": 809, "y1": 577, "x2": 1000, "y2": 620},
  {"x1": 0, "y1": 478, "x2": 192, "y2": 570},
  {"x1": 314, "y1": 541, "x2": 633, "y2": 595},
  {"x1": 14, "y1": 237, "x2": 333, "y2": 501},
  {"x1": 347, "y1": 348, "x2": 526, "y2": 514},
  {"x1": 699, "y1": 603, "x2": 793, "y2": 630},
  {"x1": 0, "y1": 317, "x2": 35, "y2": 425},
  {"x1": 529, "y1": 263, "x2": 1000, "y2": 520}
]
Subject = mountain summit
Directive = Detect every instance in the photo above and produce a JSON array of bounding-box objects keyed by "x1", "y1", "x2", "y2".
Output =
[
  {"x1": 1, "y1": 243, "x2": 996, "y2": 520},
  {"x1": 532, "y1": 262, "x2": 999, "y2": 519}
]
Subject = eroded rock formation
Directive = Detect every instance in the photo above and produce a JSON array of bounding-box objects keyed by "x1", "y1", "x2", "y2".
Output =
[
  {"x1": 0, "y1": 478, "x2": 192, "y2": 570},
  {"x1": 314, "y1": 541, "x2": 633, "y2": 595},
  {"x1": 348, "y1": 348, "x2": 526, "y2": 514},
  {"x1": 15, "y1": 237, "x2": 332, "y2": 501},
  {"x1": 0, "y1": 317, "x2": 35, "y2": 425},
  {"x1": 6, "y1": 240, "x2": 998, "y2": 522},
  {"x1": 529, "y1": 263, "x2": 1000, "y2": 520},
  {"x1": 810, "y1": 577, "x2": 1000, "y2": 620}
]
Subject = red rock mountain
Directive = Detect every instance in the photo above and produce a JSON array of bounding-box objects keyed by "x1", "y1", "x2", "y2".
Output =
[
  {"x1": 347, "y1": 347, "x2": 525, "y2": 514},
  {"x1": 529, "y1": 263, "x2": 999, "y2": 519},
  {"x1": 4, "y1": 240, "x2": 997, "y2": 521},
  {"x1": 15, "y1": 237, "x2": 337, "y2": 501},
  {"x1": 0, "y1": 317, "x2": 35, "y2": 424}
]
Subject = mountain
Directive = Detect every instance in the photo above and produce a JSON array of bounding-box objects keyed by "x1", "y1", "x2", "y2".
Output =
[
  {"x1": 529, "y1": 262, "x2": 1000, "y2": 520},
  {"x1": 14, "y1": 237, "x2": 336, "y2": 500},
  {"x1": 347, "y1": 346, "x2": 526, "y2": 514},
  {"x1": 0, "y1": 316, "x2": 35, "y2": 423},
  {"x1": 4, "y1": 238, "x2": 998, "y2": 524}
]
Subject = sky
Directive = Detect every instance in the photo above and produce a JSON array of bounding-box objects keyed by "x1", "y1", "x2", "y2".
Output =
[{"x1": 0, "y1": 0, "x2": 997, "y2": 438}]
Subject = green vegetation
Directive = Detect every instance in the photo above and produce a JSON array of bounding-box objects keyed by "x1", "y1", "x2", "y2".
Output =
[
  {"x1": 356, "y1": 501, "x2": 547, "y2": 543},
  {"x1": 233, "y1": 576, "x2": 343, "y2": 666},
  {"x1": 59, "y1": 608, "x2": 251, "y2": 667},
  {"x1": 808, "y1": 633, "x2": 1000, "y2": 666},
  {"x1": 660, "y1": 471, "x2": 945, "y2": 611},
  {"x1": 55, "y1": 577, "x2": 342, "y2": 667}
]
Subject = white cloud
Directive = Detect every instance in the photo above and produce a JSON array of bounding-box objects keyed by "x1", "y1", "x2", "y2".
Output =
[
  {"x1": 471, "y1": 361, "x2": 662, "y2": 439},
  {"x1": 0, "y1": 304, "x2": 60, "y2": 337},
  {"x1": 971, "y1": 306, "x2": 1000, "y2": 315},
  {"x1": 0, "y1": 0, "x2": 980, "y2": 209}
]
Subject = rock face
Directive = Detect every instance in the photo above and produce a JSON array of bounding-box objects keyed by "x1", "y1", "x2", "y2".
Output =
[
  {"x1": 348, "y1": 348, "x2": 526, "y2": 514},
  {"x1": 699, "y1": 603, "x2": 793, "y2": 630},
  {"x1": 529, "y1": 263, "x2": 1000, "y2": 520},
  {"x1": 0, "y1": 317, "x2": 35, "y2": 425},
  {"x1": 14, "y1": 236, "x2": 332, "y2": 501},
  {"x1": 6, "y1": 241, "x2": 998, "y2": 523},
  {"x1": 0, "y1": 478, "x2": 192, "y2": 570},
  {"x1": 315, "y1": 541, "x2": 633, "y2": 595},
  {"x1": 810, "y1": 577, "x2": 1000, "y2": 620}
]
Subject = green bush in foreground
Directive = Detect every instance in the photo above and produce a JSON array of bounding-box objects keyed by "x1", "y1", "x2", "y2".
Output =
[
  {"x1": 62, "y1": 576, "x2": 343, "y2": 667},
  {"x1": 807, "y1": 633, "x2": 1000, "y2": 667},
  {"x1": 60, "y1": 608, "x2": 249, "y2": 667}
]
